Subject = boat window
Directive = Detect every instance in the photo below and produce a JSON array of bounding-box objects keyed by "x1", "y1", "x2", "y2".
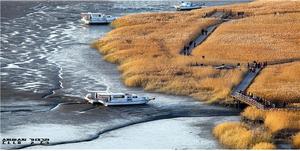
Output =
[
  {"x1": 113, "y1": 95, "x2": 125, "y2": 98},
  {"x1": 96, "y1": 94, "x2": 110, "y2": 99},
  {"x1": 132, "y1": 96, "x2": 138, "y2": 98}
]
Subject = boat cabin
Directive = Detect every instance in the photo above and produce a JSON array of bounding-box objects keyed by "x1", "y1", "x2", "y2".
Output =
[
  {"x1": 80, "y1": 12, "x2": 116, "y2": 24},
  {"x1": 91, "y1": 92, "x2": 138, "y2": 102}
]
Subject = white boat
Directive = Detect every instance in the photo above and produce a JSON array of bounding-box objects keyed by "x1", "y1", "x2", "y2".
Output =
[
  {"x1": 84, "y1": 91, "x2": 155, "y2": 106},
  {"x1": 81, "y1": 12, "x2": 116, "y2": 25},
  {"x1": 174, "y1": 1, "x2": 204, "y2": 11}
]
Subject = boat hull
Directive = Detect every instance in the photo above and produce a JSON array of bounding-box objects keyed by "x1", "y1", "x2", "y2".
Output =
[
  {"x1": 84, "y1": 97, "x2": 150, "y2": 106},
  {"x1": 99, "y1": 100, "x2": 150, "y2": 106},
  {"x1": 81, "y1": 18, "x2": 114, "y2": 25},
  {"x1": 174, "y1": 5, "x2": 203, "y2": 11}
]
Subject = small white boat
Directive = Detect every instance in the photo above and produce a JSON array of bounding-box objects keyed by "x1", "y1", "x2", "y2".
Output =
[
  {"x1": 81, "y1": 12, "x2": 116, "y2": 25},
  {"x1": 84, "y1": 91, "x2": 155, "y2": 106},
  {"x1": 174, "y1": 1, "x2": 204, "y2": 11}
]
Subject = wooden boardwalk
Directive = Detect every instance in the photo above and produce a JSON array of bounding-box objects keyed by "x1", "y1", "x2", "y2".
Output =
[
  {"x1": 231, "y1": 67, "x2": 267, "y2": 109},
  {"x1": 232, "y1": 68, "x2": 262, "y2": 93},
  {"x1": 180, "y1": 23, "x2": 221, "y2": 55},
  {"x1": 231, "y1": 66, "x2": 300, "y2": 111},
  {"x1": 180, "y1": 11, "x2": 229, "y2": 55},
  {"x1": 232, "y1": 92, "x2": 266, "y2": 109}
]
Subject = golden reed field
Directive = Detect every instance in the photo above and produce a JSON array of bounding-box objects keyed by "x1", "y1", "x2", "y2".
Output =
[
  {"x1": 242, "y1": 106, "x2": 300, "y2": 133},
  {"x1": 248, "y1": 62, "x2": 300, "y2": 103},
  {"x1": 192, "y1": 13, "x2": 300, "y2": 64},
  {"x1": 93, "y1": 0, "x2": 300, "y2": 149},
  {"x1": 213, "y1": 122, "x2": 274, "y2": 149},
  {"x1": 94, "y1": 0, "x2": 300, "y2": 104},
  {"x1": 239, "y1": 106, "x2": 300, "y2": 149},
  {"x1": 212, "y1": 106, "x2": 300, "y2": 149}
]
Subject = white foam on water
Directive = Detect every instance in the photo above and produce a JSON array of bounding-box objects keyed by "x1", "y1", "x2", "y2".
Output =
[
  {"x1": 3, "y1": 63, "x2": 22, "y2": 69},
  {"x1": 15, "y1": 84, "x2": 50, "y2": 92},
  {"x1": 37, "y1": 54, "x2": 47, "y2": 60},
  {"x1": 15, "y1": 58, "x2": 34, "y2": 64},
  {"x1": 10, "y1": 31, "x2": 20, "y2": 36},
  {"x1": 56, "y1": 6, "x2": 69, "y2": 10},
  {"x1": 1, "y1": 72, "x2": 9, "y2": 76},
  {"x1": 57, "y1": 65, "x2": 64, "y2": 89},
  {"x1": 23, "y1": 82, "x2": 49, "y2": 87},
  {"x1": 30, "y1": 33, "x2": 40, "y2": 37},
  {"x1": 11, "y1": 50, "x2": 18, "y2": 53},
  {"x1": 1, "y1": 39, "x2": 8, "y2": 43},
  {"x1": 48, "y1": 34, "x2": 59, "y2": 39},
  {"x1": 1, "y1": 34, "x2": 8, "y2": 38},
  {"x1": 24, "y1": 29, "x2": 33, "y2": 33}
]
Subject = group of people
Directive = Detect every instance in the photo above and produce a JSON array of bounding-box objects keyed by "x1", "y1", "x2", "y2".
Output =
[
  {"x1": 182, "y1": 28, "x2": 210, "y2": 56},
  {"x1": 238, "y1": 90, "x2": 287, "y2": 108},
  {"x1": 182, "y1": 45, "x2": 192, "y2": 55},
  {"x1": 247, "y1": 61, "x2": 267, "y2": 72},
  {"x1": 201, "y1": 29, "x2": 208, "y2": 35},
  {"x1": 182, "y1": 41, "x2": 196, "y2": 55},
  {"x1": 238, "y1": 90, "x2": 274, "y2": 108}
]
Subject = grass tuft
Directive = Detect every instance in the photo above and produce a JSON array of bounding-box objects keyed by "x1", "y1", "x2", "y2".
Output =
[
  {"x1": 252, "y1": 142, "x2": 276, "y2": 149},
  {"x1": 213, "y1": 122, "x2": 272, "y2": 149},
  {"x1": 292, "y1": 132, "x2": 300, "y2": 149},
  {"x1": 264, "y1": 110, "x2": 300, "y2": 133},
  {"x1": 241, "y1": 106, "x2": 267, "y2": 121}
]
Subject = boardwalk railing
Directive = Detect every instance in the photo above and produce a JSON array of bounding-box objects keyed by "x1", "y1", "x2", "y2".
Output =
[{"x1": 232, "y1": 92, "x2": 266, "y2": 109}]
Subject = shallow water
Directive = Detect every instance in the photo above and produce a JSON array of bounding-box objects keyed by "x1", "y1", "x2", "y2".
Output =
[
  {"x1": 27, "y1": 116, "x2": 239, "y2": 149},
  {"x1": 1, "y1": 0, "x2": 249, "y2": 149}
]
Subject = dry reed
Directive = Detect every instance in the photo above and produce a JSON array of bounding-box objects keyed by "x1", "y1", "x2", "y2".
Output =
[
  {"x1": 252, "y1": 142, "x2": 276, "y2": 149},
  {"x1": 292, "y1": 132, "x2": 300, "y2": 149},
  {"x1": 213, "y1": 122, "x2": 272, "y2": 149}
]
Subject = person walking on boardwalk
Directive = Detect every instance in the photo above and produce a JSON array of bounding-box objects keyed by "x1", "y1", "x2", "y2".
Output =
[
  {"x1": 184, "y1": 46, "x2": 188, "y2": 55},
  {"x1": 186, "y1": 46, "x2": 189, "y2": 55}
]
